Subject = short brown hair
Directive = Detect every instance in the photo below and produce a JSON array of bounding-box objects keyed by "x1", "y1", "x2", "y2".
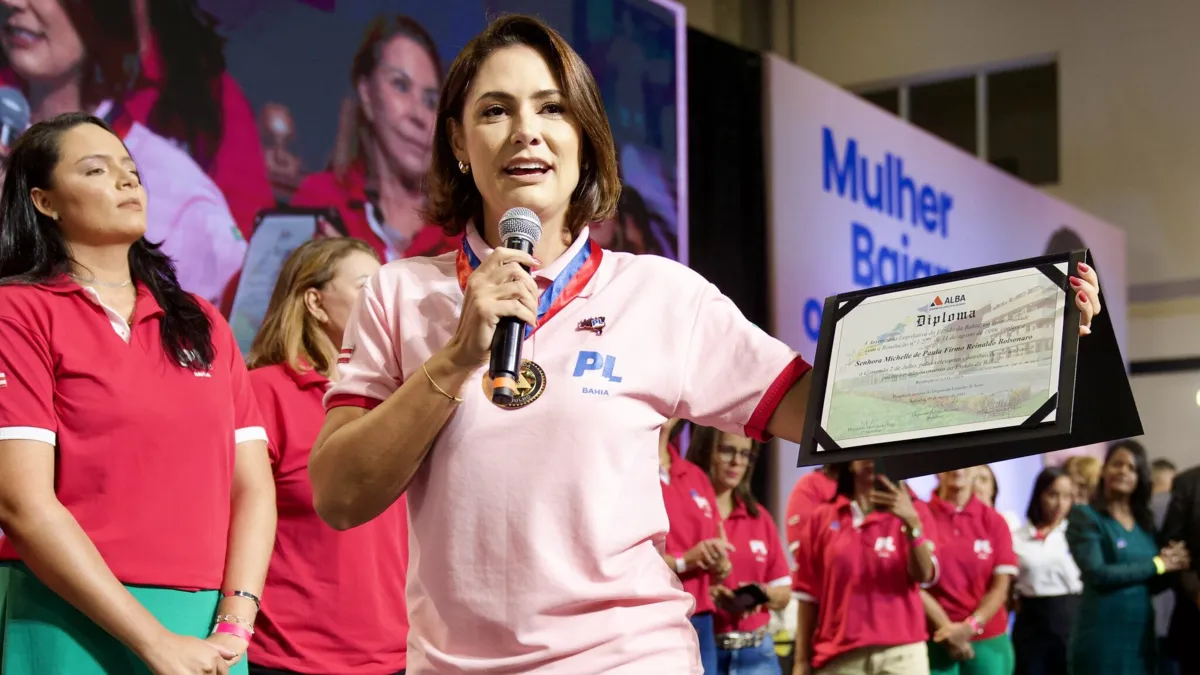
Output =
[
  {"x1": 247, "y1": 237, "x2": 379, "y2": 378},
  {"x1": 423, "y1": 14, "x2": 620, "y2": 239}
]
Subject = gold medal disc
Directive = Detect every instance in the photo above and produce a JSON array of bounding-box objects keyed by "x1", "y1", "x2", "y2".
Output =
[{"x1": 481, "y1": 359, "x2": 546, "y2": 409}]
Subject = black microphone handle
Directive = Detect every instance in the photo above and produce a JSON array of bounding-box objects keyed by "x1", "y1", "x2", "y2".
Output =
[{"x1": 488, "y1": 235, "x2": 535, "y2": 404}]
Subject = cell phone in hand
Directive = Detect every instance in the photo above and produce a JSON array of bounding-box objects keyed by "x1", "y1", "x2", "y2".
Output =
[{"x1": 732, "y1": 584, "x2": 770, "y2": 612}]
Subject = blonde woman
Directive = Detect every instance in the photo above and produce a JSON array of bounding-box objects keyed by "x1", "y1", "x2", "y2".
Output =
[
  {"x1": 1065, "y1": 456, "x2": 1102, "y2": 505},
  {"x1": 245, "y1": 238, "x2": 408, "y2": 675}
]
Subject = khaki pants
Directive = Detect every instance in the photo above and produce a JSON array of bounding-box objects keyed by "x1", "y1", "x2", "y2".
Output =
[{"x1": 817, "y1": 642, "x2": 930, "y2": 675}]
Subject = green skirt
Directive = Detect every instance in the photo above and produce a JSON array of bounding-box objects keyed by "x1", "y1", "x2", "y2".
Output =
[{"x1": 0, "y1": 563, "x2": 248, "y2": 674}]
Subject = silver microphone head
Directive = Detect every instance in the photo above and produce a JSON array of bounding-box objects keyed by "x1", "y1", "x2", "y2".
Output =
[
  {"x1": 0, "y1": 87, "x2": 30, "y2": 147},
  {"x1": 499, "y1": 207, "x2": 542, "y2": 246}
]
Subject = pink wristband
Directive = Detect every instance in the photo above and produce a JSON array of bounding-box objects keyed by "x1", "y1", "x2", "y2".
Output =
[
  {"x1": 212, "y1": 621, "x2": 253, "y2": 643},
  {"x1": 911, "y1": 535, "x2": 929, "y2": 550},
  {"x1": 965, "y1": 614, "x2": 983, "y2": 635}
]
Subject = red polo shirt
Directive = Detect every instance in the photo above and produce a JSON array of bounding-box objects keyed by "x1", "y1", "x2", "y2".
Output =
[
  {"x1": 785, "y1": 469, "x2": 839, "y2": 557},
  {"x1": 924, "y1": 495, "x2": 1018, "y2": 640},
  {"x1": 714, "y1": 500, "x2": 790, "y2": 634},
  {"x1": 792, "y1": 496, "x2": 938, "y2": 669},
  {"x1": 661, "y1": 443, "x2": 721, "y2": 615},
  {"x1": 249, "y1": 363, "x2": 409, "y2": 674},
  {"x1": 291, "y1": 163, "x2": 460, "y2": 261},
  {"x1": 0, "y1": 279, "x2": 265, "y2": 590}
]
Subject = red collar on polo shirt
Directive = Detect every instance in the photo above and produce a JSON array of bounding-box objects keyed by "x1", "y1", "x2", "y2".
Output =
[
  {"x1": 36, "y1": 276, "x2": 164, "y2": 324},
  {"x1": 668, "y1": 443, "x2": 694, "y2": 480},
  {"x1": 284, "y1": 361, "x2": 330, "y2": 390},
  {"x1": 930, "y1": 493, "x2": 984, "y2": 518}
]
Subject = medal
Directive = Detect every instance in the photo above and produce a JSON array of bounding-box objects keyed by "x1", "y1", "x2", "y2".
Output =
[{"x1": 481, "y1": 359, "x2": 546, "y2": 409}]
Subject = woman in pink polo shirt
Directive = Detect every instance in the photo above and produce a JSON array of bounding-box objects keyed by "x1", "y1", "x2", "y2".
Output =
[
  {"x1": 305, "y1": 14, "x2": 1106, "y2": 675},
  {"x1": 0, "y1": 112, "x2": 275, "y2": 674},
  {"x1": 920, "y1": 467, "x2": 1019, "y2": 675},
  {"x1": 245, "y1": 237, "x2": 413, "y2": 675},
  {"x1": 791, "y1": 460, "x2": 939, "y2": 674},
  {"x1": 292, "y1": 15, "x2": 458, "y2": 262},
  {"x1": 658, "y1": 418, "x2": 733, "y2": 674},
  {"x1": 688, "y1": 426, "x2": 791, "y2": 675}
]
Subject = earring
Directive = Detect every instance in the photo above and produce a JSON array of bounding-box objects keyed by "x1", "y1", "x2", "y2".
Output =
[{"x1": 458, "y1": 161, "x2": 470, "y2": 175}]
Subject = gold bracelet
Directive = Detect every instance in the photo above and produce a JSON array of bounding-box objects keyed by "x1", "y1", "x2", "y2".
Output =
[
  {"x1": 1153, "y1": 556, "x2": 1167, "y2": 575},
  {"x1": 423, "y1": 363, "x2": 463, "y2": 403}
]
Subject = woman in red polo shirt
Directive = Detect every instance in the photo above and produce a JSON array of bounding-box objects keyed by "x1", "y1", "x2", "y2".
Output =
[
  {"x1": 291, "y1": 14, "x2": 458, "y2": 262},
  {"x1": 920, "y1": 467, "x2": 1019, "y2": 675},
  {"x1": 0, "y1": 113, "x2": 275, "y2": 674},
  {"x1": 792, "y1": 460, "x2": 939, "y2": 675},
  {"x1": 687, "y1": 426, "x2": 790, "y2": 675},
  {"x1": 245, "y1": 237, "x2": 410, "y2": 675},
  {"x1": 659, "y1": 418, "x2": 733, "y2": 674}
]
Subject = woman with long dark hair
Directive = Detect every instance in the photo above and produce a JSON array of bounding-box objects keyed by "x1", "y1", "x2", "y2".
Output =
[
  {"x1": 1067, "y1": 441, "x2": 1190, "y2": 675},
  {"x1": 0, "y1": 112, "x2": 275, "y2": 674},
  {"x1": 687, "y1": 426, "x2": 790, "y2": 675},
  {"x1": 1011, "y1": 467, "x2": 1081, "y2": 675},
  {"x1": 292, "y1": 14, "x2": 458, "y2": 261},
  {"x1": 245, "y1": 238, "x2": 411, "y2": 675},
  {"x1": 0, "y1": 0, "x2": 251, "y2": 303}
]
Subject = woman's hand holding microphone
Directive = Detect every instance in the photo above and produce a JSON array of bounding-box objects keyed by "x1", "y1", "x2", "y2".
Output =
[{"x1": 442, "y1": 248, "x2": 540, "y2": 369}]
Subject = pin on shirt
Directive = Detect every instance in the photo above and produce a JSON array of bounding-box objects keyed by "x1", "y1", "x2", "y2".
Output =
[{"x1": 577, "y1": 316, "x2": 605, "y2": 335}]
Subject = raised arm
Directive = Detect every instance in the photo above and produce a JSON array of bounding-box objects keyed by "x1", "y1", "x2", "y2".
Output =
[
  {"x1": 766, "y1": 262, "x2": 1101, "y2": 444},
  {"x1": 309, "y1": 247, "x2": 538, "y2": 530}
]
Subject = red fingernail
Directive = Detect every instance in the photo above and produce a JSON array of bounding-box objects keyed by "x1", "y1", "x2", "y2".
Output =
[
  {"x1": 1069, "y1": 277, "x2": 1082, "y2": 287},
  {"x1": 1078, "y1": 262, "x2": 1090, "y2": 273},
  {"x1": 1078, "y1": 291, "x2": 1087, "y2": 303}
]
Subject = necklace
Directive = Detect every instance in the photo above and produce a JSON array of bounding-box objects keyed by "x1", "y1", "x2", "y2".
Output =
[{"x1": 70, "y1": 273, "x2": 132, "y2": 289}]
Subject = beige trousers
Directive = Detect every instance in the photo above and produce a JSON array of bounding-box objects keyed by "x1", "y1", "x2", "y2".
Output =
[{"x1": 817, "y1": 642, "x2": 930, "y2": 675}]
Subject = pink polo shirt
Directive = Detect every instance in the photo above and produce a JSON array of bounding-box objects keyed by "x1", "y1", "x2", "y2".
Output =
[{"x1": 325, "y1": 225, "x2": 808, "y2": 674}]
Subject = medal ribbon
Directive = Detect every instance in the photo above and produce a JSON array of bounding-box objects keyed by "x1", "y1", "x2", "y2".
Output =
[{"x1": 456, "y1": 235, "x2": 602, "y2": 338}]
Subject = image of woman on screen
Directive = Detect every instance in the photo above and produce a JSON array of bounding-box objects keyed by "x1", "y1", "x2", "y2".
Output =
[
  {"x1": 0, "y1": 0, "x2": 247, "y2": 305},
  {"x1": 126, "y1": 0, "x2": 275, "y2": 238},
  {"x1": 291, "y1": 15, "x2": 458, "y2": 262}
]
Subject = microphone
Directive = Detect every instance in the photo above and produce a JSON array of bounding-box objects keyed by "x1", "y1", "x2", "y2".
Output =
[
  {"x1": 489, "y1": 207, "x2": 542, "y2": 405},
  {"x1": 0, "y1": 87, "x2": 30, "y2": 152}
]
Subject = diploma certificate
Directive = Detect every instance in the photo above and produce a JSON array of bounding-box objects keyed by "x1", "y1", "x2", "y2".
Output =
[{"x1": 820, "y1": 265, "x2": 1066, "y2": 448}]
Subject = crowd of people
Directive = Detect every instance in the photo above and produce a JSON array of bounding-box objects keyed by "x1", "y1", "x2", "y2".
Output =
[{"x1": 0, "y1": 9, "x2": 1121, "y2": 675}]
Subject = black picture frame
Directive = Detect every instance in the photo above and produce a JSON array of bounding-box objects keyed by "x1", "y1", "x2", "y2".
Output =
[{"x1": 796, "y1": 249, "x2": 1135, "y2": 479}]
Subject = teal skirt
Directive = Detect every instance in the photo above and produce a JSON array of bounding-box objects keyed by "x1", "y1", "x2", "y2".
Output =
[{"x1": 0, "y1": 563, "x2": 248, "y2": 674}]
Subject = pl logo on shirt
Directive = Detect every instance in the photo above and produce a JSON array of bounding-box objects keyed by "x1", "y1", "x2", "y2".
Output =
[
  {"x1": 750, "y1": 539, "x2": 769, "y2": 562},
  {"x1": 874, "y1": 536, "x2": 897, "y2": 558},
  {"x1": 689, "y1": 489, "x2": 713, "y2": 519},
  {"x1": 973, "y1": 539, "x2": 993, "y2": 559},
  {"x1": 573, "y1": 351, "x2": 623, "y2": 396}
]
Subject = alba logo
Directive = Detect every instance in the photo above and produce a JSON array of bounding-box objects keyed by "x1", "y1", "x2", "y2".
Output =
[
  {"x1": 874, "y1": 536, "x2": 897, "y2": 557},
  {"x1": 919, "y1": 293, "x2": 967, "y2": 313}
]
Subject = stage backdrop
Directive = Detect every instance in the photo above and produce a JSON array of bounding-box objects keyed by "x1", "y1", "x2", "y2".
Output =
[
  {"x1": 763, "y1": 54, "x2": 1130, "y2": 523},
  {"x1": 0, "y1": 0, "x2": 685, "y2": 350}
]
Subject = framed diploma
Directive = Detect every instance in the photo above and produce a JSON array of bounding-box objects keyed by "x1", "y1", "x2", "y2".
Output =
[{"x1": 798, "y1": 250, "x2": 1142, "y2": 479}]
